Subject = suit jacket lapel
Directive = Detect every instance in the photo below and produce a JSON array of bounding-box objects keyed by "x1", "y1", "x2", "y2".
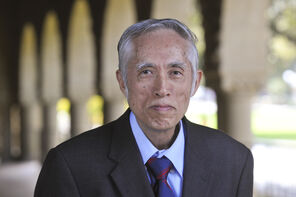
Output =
[
  {"x1": 182, "y1": 118, "x2": 214, "y2": 197},
  {"x1": 108, "y1": 110, "x2": 154, "y2": 197}
]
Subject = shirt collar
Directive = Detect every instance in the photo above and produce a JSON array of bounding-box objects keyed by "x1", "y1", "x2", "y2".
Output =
[{"x1": 129, "y1": 111, "x2": 185, "y2": 177}]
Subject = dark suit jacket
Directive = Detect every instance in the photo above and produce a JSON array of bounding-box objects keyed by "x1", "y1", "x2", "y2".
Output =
[{"x1": 34, "y1": 109, "x2": 253, "y2": 197}]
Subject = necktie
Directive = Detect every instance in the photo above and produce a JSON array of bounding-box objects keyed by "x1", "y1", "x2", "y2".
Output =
[{"x1": 146, "y1": 156, "x2": 176, "y2": 197}]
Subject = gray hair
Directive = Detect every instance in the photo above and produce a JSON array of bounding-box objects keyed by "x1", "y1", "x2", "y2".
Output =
[{"x1": 117, "y1": 18, "x2": 199, "y2": 95}]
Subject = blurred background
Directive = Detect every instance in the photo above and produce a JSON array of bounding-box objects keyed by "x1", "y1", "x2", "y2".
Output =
[{"x1": 0, "y1": 0, "x2": 295, "y2": 196}]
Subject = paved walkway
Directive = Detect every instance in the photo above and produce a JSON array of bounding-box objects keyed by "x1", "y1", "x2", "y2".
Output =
[
  {"x1": 0, "y1": 161, "x2": 41, "y2": 197},
  {"x1": 253, "y1": 139, "x2": 296, "y2": 197}
]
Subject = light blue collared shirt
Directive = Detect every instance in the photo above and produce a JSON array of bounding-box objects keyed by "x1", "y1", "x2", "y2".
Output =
[{"x1": 129, "y1": 112, "x2": 185, "y2": 197}]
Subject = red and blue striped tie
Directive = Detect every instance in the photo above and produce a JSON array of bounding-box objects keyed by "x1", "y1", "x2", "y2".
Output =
[{"x1": 146, "y1": 156, "x2": 176, "y2": 197}]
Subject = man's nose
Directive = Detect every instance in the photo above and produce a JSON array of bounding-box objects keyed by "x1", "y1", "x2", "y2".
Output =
[{"x1": 153, "y1": 74, "x2": 171, "y2": 97}]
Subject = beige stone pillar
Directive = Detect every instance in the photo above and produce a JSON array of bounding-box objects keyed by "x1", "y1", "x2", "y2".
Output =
[
  {"x1": 41, "y1": 103, "x2": 58, "y2": 153},
  {"x1": 70, "y1": 101, "x2": 91, "y2": 135},
  {"x1": 68, "y1": 0, "x2": 96, "y2": 135},
  {"x1": 216, "y1": 86, "x2": 257, "y2": 147},
  {"x1": 20, "y1": 104, "x2": 42, "y2": 160},
  {"x1": 152, "y1": 0, "x2": 196, "y2": 23},
  {"x1": 40, "y1": 11, "x2": 63, "y2": 156},
  {"x1": 219, "y1": 0, "x2": 270, "y2": 147},
  {"x1": 19, "y1": 24, "x2": 42, "y2": 160},
  {"x1": 101, "y1": 0, "x2": 136, "y2": 122}
]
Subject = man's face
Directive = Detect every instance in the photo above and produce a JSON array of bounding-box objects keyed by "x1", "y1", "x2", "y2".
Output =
[{"x1": 117, "y1": 29, "x2": 201, "y2": 134}]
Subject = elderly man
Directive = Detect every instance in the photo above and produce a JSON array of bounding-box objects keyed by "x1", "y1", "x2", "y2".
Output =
[{"x1": 35, "y1": 18, "x2": 253, "y2": 197}]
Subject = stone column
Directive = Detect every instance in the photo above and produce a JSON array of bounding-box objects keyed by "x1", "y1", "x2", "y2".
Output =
[
  {"x1": 68, "y1": 0, "x2": 96, "y2": 135},
  {"x1": 216, "y1": 84, "x2": 259, "y2": 147},
  {"x1": 218, "y1": 0, "x2": 270, "y2": 147},
  {"x1": 40, "y1": 11, "x2": 63, "y2": 157},
  {"x1": 41, "y1": 103, "x2": 58, "y2": 156},
  {"x1": 152, "y1": 0, "x2": 196, "y2": 23},
  {"x1": 70, "y1": 100, "x2": 91, "y2": 136},
  {"x1": 20, "y1": 103, "x2": 42, "y2": 160},
  {"x1": 101, "y1": 0, "x2": 136, "y2": 122},
  {"x1": 19, "y1": 24, "x2": 42, "y2": 160}
]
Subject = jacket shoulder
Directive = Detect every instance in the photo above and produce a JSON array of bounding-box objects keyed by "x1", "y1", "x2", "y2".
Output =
[{"x1": 184, "y1": 118, "x2": 251, "y2": 155}]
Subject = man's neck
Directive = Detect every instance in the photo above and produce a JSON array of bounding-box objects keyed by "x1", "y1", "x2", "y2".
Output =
[{"x1": 141, "y1": 124, "x2": 180, "y2": 150}]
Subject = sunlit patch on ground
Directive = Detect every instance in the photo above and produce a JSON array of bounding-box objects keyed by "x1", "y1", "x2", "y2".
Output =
[{"x1": 252, "y1": 139, "x2": 296, "y2": 197}]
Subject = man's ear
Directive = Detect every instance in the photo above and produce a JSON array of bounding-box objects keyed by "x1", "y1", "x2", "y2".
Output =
[
  {"x1": 116, "y1": 69, "x2": 127, "y2": 96},
  {"x1": 191, "y1": 70, "x2": 203, "y2": 96}
]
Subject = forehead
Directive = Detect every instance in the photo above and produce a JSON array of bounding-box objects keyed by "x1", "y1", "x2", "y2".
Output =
[
  {"x1": 128, "y1": 29, "x2": 191, "y2": 63},
  {"x1": 133, "y1": 29, "x2": 190, "y2": 50}
]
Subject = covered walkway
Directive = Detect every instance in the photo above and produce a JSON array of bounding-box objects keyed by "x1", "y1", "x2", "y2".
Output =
[{"x1": 0, "y1": 161, "x2": 40, "y2": 197}]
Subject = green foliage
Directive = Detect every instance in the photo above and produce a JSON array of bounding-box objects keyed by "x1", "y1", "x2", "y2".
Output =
[
  {"x1": 263, "y1": 0, "x2": 296, "y2": 104},
  {"x1": 186, "y1": 112, "x2": 217, "y2": 129},
  {"x1": 269, "y1": 0, "x2": 296, "y2": 41},
  {"x1": 87, "y1": 95, "x2": 104, "y2": 126},
  {"x1": 271, "y1": 35, "x2": 296, "y2": 61},
  {"x1": 56, "y1": 98, "x2": 71, "y2": 112}
]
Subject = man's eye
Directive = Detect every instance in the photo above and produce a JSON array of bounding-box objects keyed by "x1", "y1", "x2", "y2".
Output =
[
  {"x1": 171, "y1": 70, "x2": 182, "y2": 75},
  {"x1": 141, "y1": 70, "x2": 152, "y2": 75}
]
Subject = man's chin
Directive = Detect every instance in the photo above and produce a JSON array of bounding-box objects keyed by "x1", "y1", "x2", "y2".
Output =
[{"x1": 148, "y1": 120, "x2": 178, "y2": 133}]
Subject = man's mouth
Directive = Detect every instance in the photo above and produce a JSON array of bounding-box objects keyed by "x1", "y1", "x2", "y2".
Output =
[{"x1": 150, "y1": 105, "x2": 175, "y2": 111}]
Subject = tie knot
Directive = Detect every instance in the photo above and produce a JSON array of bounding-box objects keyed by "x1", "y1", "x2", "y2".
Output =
[{"x1": 146, "y1": 156, "x2": 172, "y2": 180}]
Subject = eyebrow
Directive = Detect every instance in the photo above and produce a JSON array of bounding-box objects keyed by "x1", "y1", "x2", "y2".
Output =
[
  {"x1": 136, "y1": 62, "x2": 186, "y2": 71},
  {"x1": 168, "y1": 62, "x2": 186, "y2": 70},
  {"x1": 136, "y1": 63, "x2": 155, "y2": 70}
]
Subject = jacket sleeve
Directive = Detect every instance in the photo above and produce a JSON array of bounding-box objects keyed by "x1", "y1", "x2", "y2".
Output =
[
  {"x1": 236, "y1": 150, "x2": 254, "y2": 197},
  {"x1": 34, "y1": 148, "x2": 80, "y2": 197}
]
